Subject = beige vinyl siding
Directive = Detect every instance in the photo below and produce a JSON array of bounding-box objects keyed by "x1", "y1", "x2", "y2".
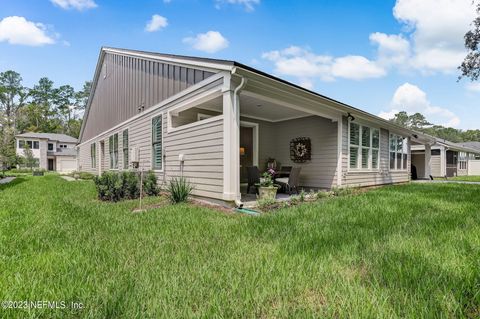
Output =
[
  {"x1": 81, "y1": 53, "x2": 215, "y2": 142},
  {"x1": 341, "y1": 117, "x2": 410, "y2": 187},
  {"x1": 242, "y1": 115, "x2": 338, "y2": 189},
  {"x1": 77, "y1": 144, "x2": 97, "y2": 173},
  {"x1": 431, "y1": 155, "x2": 442, "y2": 177},
  {"x1": 77, "y1": 72, "x2": 226, "y2": 200}
]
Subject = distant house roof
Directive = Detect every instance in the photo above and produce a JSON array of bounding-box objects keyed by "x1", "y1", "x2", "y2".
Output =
[
  {"x1": 16, "y1": 132, "x2": 78, "y2": 143},
  {"x1": 453, "y1": 141, "x2": 480, "y2": 152}
]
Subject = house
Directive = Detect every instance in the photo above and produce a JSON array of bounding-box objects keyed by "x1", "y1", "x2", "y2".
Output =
[
  {"x1": 77, "y1": 47, "x2": 436, "y2": 204},
  {"x1": 411, "y1": 139, "x2": 480, "y2": 178},
  {"x1": 15, "y1": 132, "x2": 78, "y2": 173}
]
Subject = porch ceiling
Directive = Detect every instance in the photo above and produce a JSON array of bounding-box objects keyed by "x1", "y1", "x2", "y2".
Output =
[{"x1": 193, "y1": 92, "x2": 314, "y2": 122}]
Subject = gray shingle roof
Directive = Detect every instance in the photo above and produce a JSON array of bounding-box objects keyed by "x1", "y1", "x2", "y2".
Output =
[
  {"x1": 453, "y1": 141, "x2": 480, "y2": 151},
  {"x1": 16, "y1": 132, "x2": 77, "y2": 143}
]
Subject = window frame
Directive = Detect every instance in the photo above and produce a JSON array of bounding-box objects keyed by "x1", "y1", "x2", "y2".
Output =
[
  {"x1": 151, "y1": 113, "x2": 164, "y2": 172},
  {"x1": 348, "y1": 120, "x2": 380, "y2": 172},
  {"x1": 123, "y1": 129, "x2": 129, "y2": 169},
  {"x1": 18, "y1": 140, "x2": 25, "y2": 149},
  {"x1": 458, "y1": 151, "x2": 467, "y2": 170},
  {"x1": 389, "y1": 133, "x2": 409, "y2": 171},
  {"x1": 109, "y1": 133, "x2": 119, "y2": 170}
]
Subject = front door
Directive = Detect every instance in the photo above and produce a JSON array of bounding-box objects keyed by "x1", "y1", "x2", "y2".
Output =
[{"x1": 48, "y1": 159, "x2": 54, "y2": 171}]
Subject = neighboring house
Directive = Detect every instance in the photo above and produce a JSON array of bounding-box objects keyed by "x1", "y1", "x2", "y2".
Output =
[
  {"x1": 15, "y1": 132, "x2": 78, "y2": 173},
  {"x1": 77, "y1": 47, "x2": 436, "y2": 204},
  {"x1": 411, "y1": 139, "x2": 480, "y2": 178}
]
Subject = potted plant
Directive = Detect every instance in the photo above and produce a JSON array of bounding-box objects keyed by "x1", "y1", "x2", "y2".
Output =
[{"x1": 257, "y1": 169, "x2": 279, "y2": 200}]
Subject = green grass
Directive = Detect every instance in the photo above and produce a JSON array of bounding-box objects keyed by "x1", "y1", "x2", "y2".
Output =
[
  {"x1": 448, "y1": 175, "x2": 480, "y2": 182},
  {"x1": 1, "y1": 175, "x2": 479, "y2": 318}
]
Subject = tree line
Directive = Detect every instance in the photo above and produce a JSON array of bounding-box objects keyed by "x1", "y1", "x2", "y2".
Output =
[
  {"x1": 0, "y1": 70, "x2": 90, "y2": 168},
  {"x1": 389, "y1": 111, "x2": 480, "y2": 143}
]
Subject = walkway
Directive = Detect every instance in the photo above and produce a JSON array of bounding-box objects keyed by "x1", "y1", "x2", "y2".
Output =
[{"x1": 0, "y1": 177, "x2": 16, "y2": 184}]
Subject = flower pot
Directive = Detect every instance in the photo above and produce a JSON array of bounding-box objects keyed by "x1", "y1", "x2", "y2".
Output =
[{"x1": 258, "y1": 186, "x2": 277, "y2": 200}]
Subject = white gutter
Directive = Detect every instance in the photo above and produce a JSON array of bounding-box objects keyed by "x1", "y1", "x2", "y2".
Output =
[{"x1": 232, "y1": 69, "x2": 247, "y2": 208}]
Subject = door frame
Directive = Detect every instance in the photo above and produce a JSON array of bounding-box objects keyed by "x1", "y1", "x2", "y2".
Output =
[{"x1": 240, "y1": 121, "x2": 259, "y2": 167}]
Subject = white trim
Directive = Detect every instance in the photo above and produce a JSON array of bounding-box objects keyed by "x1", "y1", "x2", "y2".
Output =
[
  {"x1": 168, "y1": 114, "x2": 223, "y2": 134},
  {"x1": 240, "y1": 120, "x2": 259, "y2": 167},
  {"x1": 151, "y1": 112, "x2": 165, "y2": 173},
  {"x1": 103, "y1": 48, "x2": 233, "y2": 73},
  {"x1": 197, "y1": 113, "x2": 213, "y2": 121},
  {"x1": 167, "y1": 88, "x2": 223, "y2": 133},
  {"x1": 337, "y1": 117, "x2": 343, "y2": 186},
  {"x1": 388, "y1": 133, "x2": 409, "y2": 172},
  {"x1": 78, "y1": 72, "x2": 226, "y2": 147},
  {"x1": 347, "y1": 120, "x2": 381, "y2": 172}
]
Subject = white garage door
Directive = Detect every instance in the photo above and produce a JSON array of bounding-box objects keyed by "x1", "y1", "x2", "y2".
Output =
[
  {"x1": 468, "y1": 160, "x2": 480, "y2": 175},
  {"x1": 58, "y1": 158, "x2": 77, "y2": 173}
]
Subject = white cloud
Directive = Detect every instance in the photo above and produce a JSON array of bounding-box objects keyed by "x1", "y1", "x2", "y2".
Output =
[
  {"x1": 369, "y1": 32, "x2": 410, "y2": 67},
  {"x1": 145, "y1": 15, "x2": 168, "y2": 32},
  {"x1": 0, "y1": 16, "x2": 55, "y2": 46},
  {"x1": 466, "y1": 82, "x2": 480, "y2": 92},
  {"x1": 331, "y1": 56, "x2": 386, "y2": 80},
  {"x1": 262, "y1": 46, "x2": 385, "y2": 85},
  {"x1": 183, "y1": 31, "x2": 229, "y2": 53},
  {"x1": 50, "y1": 0, "x2": 97, "y2": 10},
  {"x1": 379, "y1": 83, "x2": 460, "y2": 127},
  {"x1": 393, "y1": 0, "x2": 475, "y2": 73},
  {"x1": 215, "y1": 0, "x2": 260, "y2": 11}
]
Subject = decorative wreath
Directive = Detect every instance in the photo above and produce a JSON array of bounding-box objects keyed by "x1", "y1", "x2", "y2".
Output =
[{"x1": 290, "y1": 137, "x2": 311, "y2": 163}]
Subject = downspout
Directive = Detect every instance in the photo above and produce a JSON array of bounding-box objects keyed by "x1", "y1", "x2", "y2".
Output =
[{"x1": 232, "y1": 69, "x2": 247, "y2": 208}]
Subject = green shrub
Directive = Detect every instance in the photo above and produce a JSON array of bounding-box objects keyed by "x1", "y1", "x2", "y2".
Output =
[
  {"x1": 143, "y1": 171, "x2": 160, "y2": 196},
  {"x1": 9, "y1": 168, "x2": 45, "y2": 174},
  {"x1": 166, "y1": 177, "x2": 193, "y2": 203},
  {"x1": 122, "y1": 171, "x2": 140, "y2": 199},
  {"x1": 94, "y1": 171, "x2": 123, "y2": 202},
  {"x1": 72, "y1": 171, "x2": 95, "y2": 180},
  {"x1": 331, "y1": 186, "x2": 358, "y2": 197}
]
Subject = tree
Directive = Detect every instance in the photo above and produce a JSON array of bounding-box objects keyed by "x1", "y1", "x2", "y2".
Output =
[
  {"x1": 22, "y1": 144, "x2": 36, "y2": 170},
  {"x1": 389, "y1": 111, "x2": 431, "y2": 130},
  {"x1": 459, "y1": 1, "x2": 480, "y2": 80},
  {"x1": 390, "y1": 111, "x2": 409, "y2": 127}
]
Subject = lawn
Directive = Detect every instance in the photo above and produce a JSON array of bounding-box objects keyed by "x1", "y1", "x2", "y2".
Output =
[
  {"x1": 448, "y1": 175, "x2": 480, "y2": 182},
  {"x1": 0, "y1": 176, "x2": 479, "y2": 318}
]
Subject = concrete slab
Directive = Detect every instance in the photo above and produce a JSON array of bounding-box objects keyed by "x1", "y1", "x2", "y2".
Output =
[{"x1": 0, "y1": 177, "x2": 16, "y2": 184}]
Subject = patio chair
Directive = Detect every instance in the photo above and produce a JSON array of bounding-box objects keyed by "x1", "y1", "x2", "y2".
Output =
[
  {"x1": 246, "y1": 166, "x2": 261, "y2": 194},
  {"x1": 278, "y1": 166, "x2": 292, "y2": 177},
  {"x1": 275, "y1": 167, "x2": 301, "y2": 194}
]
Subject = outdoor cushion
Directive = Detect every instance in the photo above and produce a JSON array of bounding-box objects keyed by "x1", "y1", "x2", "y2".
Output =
[{"x1": 275, "y1": 177, "x2": 288, "y2": 184}]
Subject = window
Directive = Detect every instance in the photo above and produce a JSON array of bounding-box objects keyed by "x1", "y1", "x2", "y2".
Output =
[
  {"x1": 91, "y1": 143, "x2": 96, "y2": 169},
  {"x1": 123, "y1": 129, "x2": 129, "y2": 169},
  {"x1": 59, "y1": 144, "x2": 67, "y2": 148},
  {"x1": 389, "y1": 134, "x2": 408, "y2": 170},
  {"x1": 48, "y1": 143, "x2": 54, "y2": 151},
  {"x1": 431, "y1": 149, "x2": 441, "y2": 156},
  {"x1": 33, "y1": 141, "x2": 39, "y2": 149},
  {"x1": 109, "y1": 133, "x2": 119, "y2": 169},
  {"x1": 19, "y1": 140, "x2": 25, "y2": 149},
  {"x1": 27, "y1": 141, "x2": 33, "y2": 149},
  {"x1": 459, "y1": 152, "x2": 467, "y2": 170},
  {"x1": 152, "y1": 115, "x2": 163, "y2": 170},
  {"x1": 349, "y1": 122, "x2": 380, "y2": 170}
]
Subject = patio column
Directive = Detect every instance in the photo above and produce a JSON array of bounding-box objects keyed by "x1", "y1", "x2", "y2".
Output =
[
  {"x1": 440, "y1": 146, "x2": 446, "y2": 177},
  {"x1": 222, "y1": 85, "x2": 240, "y2": 202},
  {"x1": 424, "y1": 144, "x2": 431, "y2": 178}
]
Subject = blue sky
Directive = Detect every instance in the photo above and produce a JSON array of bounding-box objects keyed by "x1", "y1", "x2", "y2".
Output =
[{"x1": 1, "y1": 0, "x2": 479, "y2": 129}]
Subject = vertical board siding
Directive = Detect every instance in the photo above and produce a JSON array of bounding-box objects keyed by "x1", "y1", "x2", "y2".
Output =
[
  {"x1": 81, "y1": 52, "x2": 215, "y2": 142},
  {"x1": 341, "y1": 117, "x2": 411, "y2": 187}
]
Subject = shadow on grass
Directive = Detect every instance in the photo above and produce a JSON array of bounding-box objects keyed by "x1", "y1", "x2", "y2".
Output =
[{"x1": 0, "y1": 176, "x2": 26, "y2": 191}]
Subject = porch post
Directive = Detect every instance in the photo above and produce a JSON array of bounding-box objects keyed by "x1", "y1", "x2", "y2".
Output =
[
  {"x1": 440, "y1": 146, "x2": 446, "y2": 177},
  {"x1": 222, "y1": 77, "x2": 240, "y2": 202},
  {"x1": 424, "y1": 144, "x2": 431, "y2": 178}
]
